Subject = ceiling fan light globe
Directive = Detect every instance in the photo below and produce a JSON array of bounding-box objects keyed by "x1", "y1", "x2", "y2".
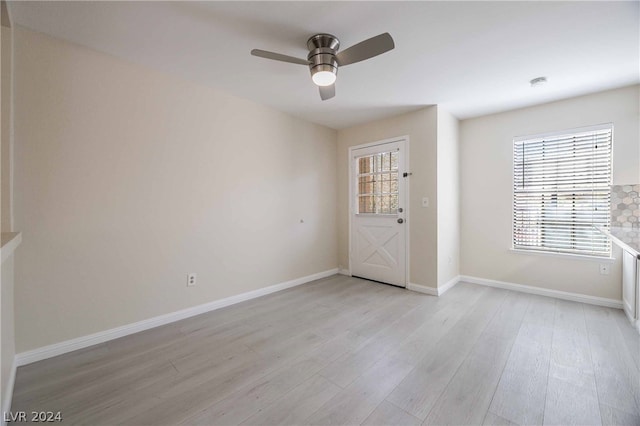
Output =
[{"x1": 312, "y1": 70, "x2": 336, "y2": 87}]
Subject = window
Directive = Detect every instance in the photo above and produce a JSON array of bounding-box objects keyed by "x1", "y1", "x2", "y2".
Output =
[
  {"x1": 356, "y1": 150, "x2": 399, "y2": 214},
  {"x1": 513, "y1": 125, "x2": 612, "y2": 257}
]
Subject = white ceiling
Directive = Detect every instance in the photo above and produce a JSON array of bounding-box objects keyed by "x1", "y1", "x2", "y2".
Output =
[{"x1": 8, "y1": 1, "x2": 640, "y2": 129}]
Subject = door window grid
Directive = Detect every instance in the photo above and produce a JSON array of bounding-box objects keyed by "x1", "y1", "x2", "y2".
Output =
[{"x1": 356, "y1": 151, "x2": 399, "y2": 214}]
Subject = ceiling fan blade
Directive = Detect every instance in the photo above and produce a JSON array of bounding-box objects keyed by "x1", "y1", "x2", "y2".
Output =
[
  {"x1": 336, "y1": 33, "x2": 395, "y2": 66},
  {"x1": 251, "y1": 49, "x2": 310, "y2": 65},
  {"x1": 319, "y1": 84, "x2": 335, "y2": 101}
]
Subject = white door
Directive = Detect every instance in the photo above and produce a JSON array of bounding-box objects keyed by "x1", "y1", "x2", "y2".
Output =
[{"x1": 350, "y1": 139, "x2": 407, "y2": 287}]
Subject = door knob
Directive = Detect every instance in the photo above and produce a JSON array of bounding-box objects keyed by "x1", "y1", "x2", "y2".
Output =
[{"x1": 397, "y1": 218, "x2": 404, "y2": 224}]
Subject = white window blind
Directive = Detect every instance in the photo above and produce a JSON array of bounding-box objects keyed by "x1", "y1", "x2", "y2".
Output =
[{"x1": 513, "y1": 125, "x2": 612, "y2": 257}]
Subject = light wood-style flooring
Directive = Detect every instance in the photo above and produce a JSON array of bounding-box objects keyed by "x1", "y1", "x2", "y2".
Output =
[{"x1": 11, "y1": 275, "x2": 640, "y2": 425}]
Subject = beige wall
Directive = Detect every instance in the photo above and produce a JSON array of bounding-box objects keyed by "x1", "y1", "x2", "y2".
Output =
[
  {"x1": 13, "y1": 27, "x2": 338, "y2": 352},
  {"x1": 460, "y1": 85, "x2": 640, "y2": 300},
  {"x1": 1, "y1": 25, "x2": 11, "y2": 232},
  {"x1": 337, "y1": 107, "x2": 438, "y2": 288},
  {"x1": 436, "y1": 108, "x2": 460, "y2": 286}
]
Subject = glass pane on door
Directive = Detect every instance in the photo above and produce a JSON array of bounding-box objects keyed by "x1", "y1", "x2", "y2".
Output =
[{"x1": 356, "y1": 150, "x2": 399, "y2": 214}]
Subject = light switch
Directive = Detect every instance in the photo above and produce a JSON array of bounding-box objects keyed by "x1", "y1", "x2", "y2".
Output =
[{"x1": 422, "y1": 197, "x2": 429, "y2": 207}]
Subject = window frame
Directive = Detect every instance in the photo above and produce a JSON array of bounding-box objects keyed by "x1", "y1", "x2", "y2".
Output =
[{"x1": 511, "y1": 123, "x2": 614, "y2": 260}]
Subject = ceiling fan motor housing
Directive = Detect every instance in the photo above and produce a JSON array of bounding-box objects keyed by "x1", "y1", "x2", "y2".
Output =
[
  {"x1": 307, "y1": 34, "x2": 339, "y2": 81},
  {"x1": 251, "y1": 31, "x2": 394, "y2": 99}
]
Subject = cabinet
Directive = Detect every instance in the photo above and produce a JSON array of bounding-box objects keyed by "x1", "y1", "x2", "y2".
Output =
[
  {"x1": 622, "y1": 249, "x2": 639, "y2": 325},
  {"x1": 596, "y1": 225, "x2": 640, "y2": 333}
]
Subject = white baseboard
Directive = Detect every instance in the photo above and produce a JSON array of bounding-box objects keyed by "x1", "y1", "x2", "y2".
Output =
[
  {"x1": 15, "y1": 268, "x2": 339, "y2": 367},
  {"x1": 438, "y1": 275, "x2": 460, "y2": 296},
  {"x1": 459, "y1": 275, "x2": 623, "y2": 309},
  {"x1": 407, "y1": 283, "x2": 438, "y2": 296},
  {"x1": 338, "y1": 268, "x2": 351, "y2": 276},
  {"x1": 623, "y1": 306, "x2": 640, "y2": 335},
  {"x1": 408, "y1": 275, "x2": 460, "y2": 297},
  {"x1": 2, "y1": 357, "x2": 16, "y2": 424}
]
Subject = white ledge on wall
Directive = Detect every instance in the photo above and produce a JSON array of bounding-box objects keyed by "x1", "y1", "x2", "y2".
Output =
[
  {"x1": 1, "y1": 232, "x2": 21, "y2": 425},
  {"x1": 510, "y1": 248, "x2": 615, "y2": 263},
  {"x1": 1, "y1": 232, "x2": 22, "y2": 263}
]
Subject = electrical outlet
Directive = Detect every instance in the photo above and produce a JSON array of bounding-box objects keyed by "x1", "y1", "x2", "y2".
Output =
[
  {"x1": 187, "y1": 273, "x2": 197, "y2": 286},
  {"x1": 599, "y1": 264, "x2": 610, "y2": 275}
]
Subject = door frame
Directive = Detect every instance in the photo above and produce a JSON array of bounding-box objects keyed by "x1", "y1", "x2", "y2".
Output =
[{"x1": 348, "y1": 135, "x2": 410, "y2": 287}]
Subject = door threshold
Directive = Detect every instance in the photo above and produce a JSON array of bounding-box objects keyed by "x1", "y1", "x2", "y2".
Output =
[{"x1": 352, "y1": 275, "x2": 406, "y2": 289}]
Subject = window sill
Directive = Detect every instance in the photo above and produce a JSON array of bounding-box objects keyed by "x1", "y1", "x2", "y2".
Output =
[{"x1": 510, "y1": 248, "x2": 615, "y2": 263}]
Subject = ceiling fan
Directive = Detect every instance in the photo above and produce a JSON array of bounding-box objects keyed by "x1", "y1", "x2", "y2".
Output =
[{"x1": 251, "y1": 32, "x2": 395, "y2": 101}]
